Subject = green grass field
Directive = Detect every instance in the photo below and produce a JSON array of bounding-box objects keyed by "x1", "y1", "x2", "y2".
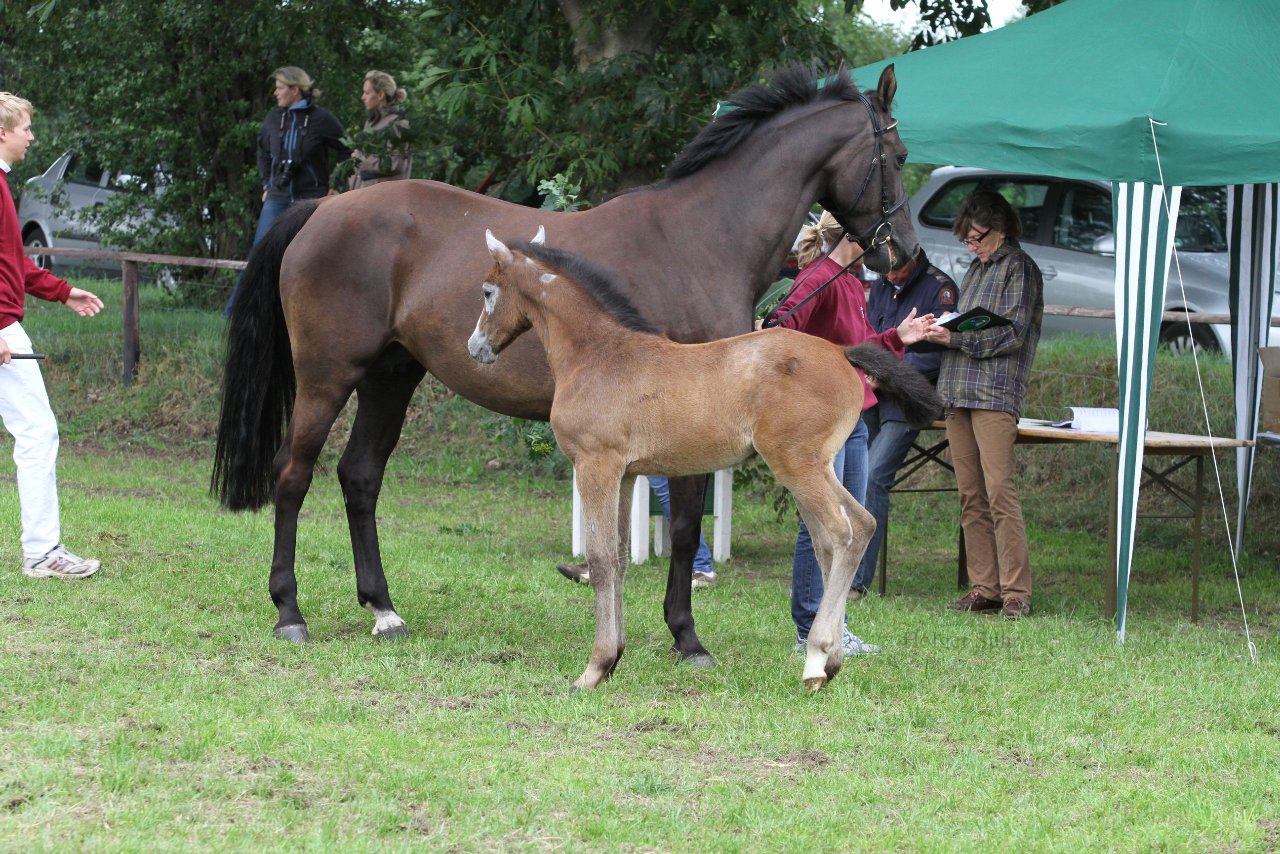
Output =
[{"x1": 1, "y1": 281, "x2": 1277, "y2": 851}]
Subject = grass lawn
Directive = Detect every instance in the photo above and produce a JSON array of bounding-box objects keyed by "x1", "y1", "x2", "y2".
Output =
[{"x1": 0, "y1": 283, "x2": 1277, "y2": 850}]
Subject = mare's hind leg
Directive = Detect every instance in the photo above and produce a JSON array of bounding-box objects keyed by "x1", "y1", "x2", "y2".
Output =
[
  {"x1": 337, "y1": 347, "x2": 427, "y2": 640},
  {"x1": 573, "y1": 457, "x2": 627, "y2": 690},
  {"x1": 270, "y1": 387, "x2": 355, "y2": 642},
  {"x1": 663, "y1": 475, "x2": 715, "y2": 668}
]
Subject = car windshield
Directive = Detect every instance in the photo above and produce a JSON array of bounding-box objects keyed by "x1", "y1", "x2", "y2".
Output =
[{"x1": 1175, "y1": 186, "x2": 1227, "y2": 252}]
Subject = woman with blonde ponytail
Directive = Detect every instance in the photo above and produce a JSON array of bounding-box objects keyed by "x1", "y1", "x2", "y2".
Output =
[{"x1": 766, "y1": 209, "x2": 935, "y2": 658}]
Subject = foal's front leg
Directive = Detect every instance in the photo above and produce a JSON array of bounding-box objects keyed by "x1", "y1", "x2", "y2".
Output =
[{"x1": 572, "y1": 460, "x2": 628, "y2": 690}]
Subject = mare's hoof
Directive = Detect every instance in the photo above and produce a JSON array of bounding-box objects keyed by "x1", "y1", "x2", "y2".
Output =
[
  {"x1": 374, "y1": 623, "x2": 410, "y2": 641},
  {"x1": 679, "y1": 651, "x2": 717, "y2": 669},
  {"x1": 803, "y1": 675, "x2": 827, "y2": 692},
  {"x1": 274, "y1": 624, "x2": 310, "y2": 643}
]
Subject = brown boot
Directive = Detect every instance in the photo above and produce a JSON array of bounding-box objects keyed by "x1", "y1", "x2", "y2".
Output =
[
  {"x1": 948, "y1": 590, "x2": 1002, "y2": 612},
  {"x1": 1002, "y1": 597, "x2": 1032, "y2": 619}
]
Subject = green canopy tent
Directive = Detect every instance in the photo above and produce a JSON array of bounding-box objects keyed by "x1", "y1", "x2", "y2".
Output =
[{"x1": 854, "y1": 0, "x2": 1280, "y2": 640}]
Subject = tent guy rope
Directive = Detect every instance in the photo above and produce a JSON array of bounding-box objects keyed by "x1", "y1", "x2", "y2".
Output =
[{"x1": 1148, "y1": 116, "x2": 1258, "y2": 665}]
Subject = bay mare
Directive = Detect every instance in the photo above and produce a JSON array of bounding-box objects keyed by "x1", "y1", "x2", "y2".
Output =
[
  {"x1": 212, "y1": 64, "x2": 919, "y2": 662},
  {"x1": 469, "y1": 232, "x2": 941, "y2": 689}
]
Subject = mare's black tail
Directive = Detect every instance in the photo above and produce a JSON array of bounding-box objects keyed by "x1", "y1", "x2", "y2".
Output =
[
  {"x1": 211, "y1": 200, "x2": 322, "y2": 510},
  {"x1": 844, "y1": 343, "x2": 943, "y2": 430}
]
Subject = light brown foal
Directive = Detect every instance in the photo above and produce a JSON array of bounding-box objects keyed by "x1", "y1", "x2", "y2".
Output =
[{"x1": 468, "y1": 230, "x2": 941, "y2": 691}]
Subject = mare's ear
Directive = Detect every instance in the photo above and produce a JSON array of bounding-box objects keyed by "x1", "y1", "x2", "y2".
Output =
[
  {"x1": 486, "y1": 229, "x2": 514, "y2": 266},
  {"x1": 875, "y1": 64, "x2": 897, "y2": 114},
  {"x1": 531, "y1": 225, "x2": 546, "y2": 245}
]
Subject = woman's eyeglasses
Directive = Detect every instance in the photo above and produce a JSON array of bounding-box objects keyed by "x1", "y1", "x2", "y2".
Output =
[{"x1": 960, "y1": 227, "x2": 991, "y2": 248}]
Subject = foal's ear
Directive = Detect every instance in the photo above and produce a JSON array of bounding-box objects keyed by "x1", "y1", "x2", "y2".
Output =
[
  {"x1": 531, "y1": 225, "x2": 546, "y2": 245},
  {"x1": 486, "y1": 229, "x2": 514, "y2": 265},
  {"x1": 875, "y1": 64, "x2": 897, "y2": 114}
]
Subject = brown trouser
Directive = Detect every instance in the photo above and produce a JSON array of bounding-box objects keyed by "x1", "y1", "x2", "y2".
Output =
[{"x1": 945, "y1": 408, "x2": 1031, "y2": 604}]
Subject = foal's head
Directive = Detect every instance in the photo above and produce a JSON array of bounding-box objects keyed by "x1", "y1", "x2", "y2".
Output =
[
  {"x1": 467, "y1": 228, "x2": 548, "y2": 365},
  {"x1": 468, "y1": 228, "x2": 661, "y2": 365}
]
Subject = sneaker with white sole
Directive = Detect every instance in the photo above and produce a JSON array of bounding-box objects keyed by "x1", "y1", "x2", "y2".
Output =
[
  {"x1": 793, "y1": 629, "x2": 881, "y2": 656},
  {"x1": 692, "y1": 570, "x2": 718, "y2": 589},
  {"x1": 22, "y1": 544, "x2": 100, "y2": 579}
]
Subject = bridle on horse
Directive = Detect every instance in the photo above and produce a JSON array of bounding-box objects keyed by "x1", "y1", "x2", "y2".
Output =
[{"x1": 762, "y1": 91, "x2": 909, "y2": 329}]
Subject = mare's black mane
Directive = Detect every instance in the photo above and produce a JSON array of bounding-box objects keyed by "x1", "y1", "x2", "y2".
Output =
[
  {"x1": 510, "y1": 241, "x2": 661, "y2": 336},
  {"x1": 665, "y1": 64, "x2": 860, "y2": 181}
]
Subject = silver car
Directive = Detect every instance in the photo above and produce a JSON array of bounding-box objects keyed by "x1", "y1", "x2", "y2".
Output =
[
  {"x1": 909, "y1": 166, "x2": 1275, "y2": 352},
  {"x1": 17, "y1": 150, "x2": 152, "y2": 274}
]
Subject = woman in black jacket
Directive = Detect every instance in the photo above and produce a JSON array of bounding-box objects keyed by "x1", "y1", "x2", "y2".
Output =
[{"x1": 226, "y1": 66, "x2": 349, "y2": 315}]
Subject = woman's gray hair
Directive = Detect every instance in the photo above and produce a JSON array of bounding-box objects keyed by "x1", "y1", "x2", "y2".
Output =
[{"x1": 271, "y1": 66, "x2": 320, "y2": 100}]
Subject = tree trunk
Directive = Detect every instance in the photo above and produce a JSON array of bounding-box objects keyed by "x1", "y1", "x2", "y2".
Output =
[{"x1": 558, "y1": 0, "x2": 659, "y2": 70}]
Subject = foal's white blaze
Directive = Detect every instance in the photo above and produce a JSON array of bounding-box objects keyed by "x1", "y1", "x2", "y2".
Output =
[{"x1": 540, "y1": 273, "x2": 556, "y2": 285}]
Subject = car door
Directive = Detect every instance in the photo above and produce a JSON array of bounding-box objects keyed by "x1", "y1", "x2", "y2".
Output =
[
  {"x1": 1034, "y1": 181, "x2": 1117, "y2": 339},
  {"x1": 55, "y1": 153, "x2": 112, "y2": 247}
]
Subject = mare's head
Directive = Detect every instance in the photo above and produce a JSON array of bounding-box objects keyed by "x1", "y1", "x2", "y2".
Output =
[
  {"x1": 822, "y1": 64, "x2": 917, "y2": 275},
  {"x1": 666, "y1": 63, "x2": 917, "y2": 275},
  {"x1": 468, "y1": 228, "x2": 547, "y2": 365}
]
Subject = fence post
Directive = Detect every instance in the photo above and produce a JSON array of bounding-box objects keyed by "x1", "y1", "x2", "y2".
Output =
[{"x1": 122, "y1": 259, "x2": 140, "y2": 385}]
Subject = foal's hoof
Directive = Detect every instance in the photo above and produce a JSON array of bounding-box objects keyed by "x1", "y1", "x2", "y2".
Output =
[
  {"x1": 803, "y1": 675, "x2": 827, "y2": 692},
  {"x1": 274, "y1": 624, "x2": 311, "y2": 643},
  {"x1": 373, "y1": 623, "x2": 410, "y2": 641},
  {"x1": 678, "y1": 651, "x2": 717, "y2": 670}
]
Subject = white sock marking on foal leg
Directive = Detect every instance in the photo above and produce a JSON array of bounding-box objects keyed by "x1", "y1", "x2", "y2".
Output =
[
  {"x1": 363, "y1": 603, "x2": 406, "y2": 636},
  {"x1": 839, "y1": 505, "x2": 855, "y2": 547}
]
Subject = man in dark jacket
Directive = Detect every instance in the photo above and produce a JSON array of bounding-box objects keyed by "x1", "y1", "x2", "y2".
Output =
[{"x1": 852, "y1": 248, "x2": 957, "y2": 597}]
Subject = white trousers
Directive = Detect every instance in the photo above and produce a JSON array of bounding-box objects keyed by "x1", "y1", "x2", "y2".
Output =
[{"x1": 0, "y1": 322, "x2": 60, "y2": 558}]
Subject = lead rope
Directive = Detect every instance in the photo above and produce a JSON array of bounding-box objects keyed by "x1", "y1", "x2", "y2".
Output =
[{"x1": 1149, "y1": 116, "x2": 1257, "y2": 664}]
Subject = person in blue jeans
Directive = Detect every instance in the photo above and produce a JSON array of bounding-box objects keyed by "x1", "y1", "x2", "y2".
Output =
[
  {"x1": 853, "y1": 248, "x2": 956, "y2": 597},
  {"x1": 765, "y1": 212, "x2": 933, "y2": 656},
  {"x1": 556, "y1": 474, "x2": 716, "y2": 587},
  {"x1": 224, "y1": 67, "x2": 348, "y2": 317}
]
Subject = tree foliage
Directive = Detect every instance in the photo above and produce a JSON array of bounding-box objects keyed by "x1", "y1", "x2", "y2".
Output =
[
  {"x1": 2, "y1": 0, "x2": 410, "y2": 267},
  {"x1": 0, "y1": 0, "x2": 920, "y2": 281}
]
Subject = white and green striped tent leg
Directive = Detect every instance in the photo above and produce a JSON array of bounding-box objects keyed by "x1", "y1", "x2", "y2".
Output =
[
  {"x1": 1229, "y1": 184, "x2": 1279, "y2": 551},
  {"x1": 1112, "y1": 181, "x2": 1182, "y2": 643}
]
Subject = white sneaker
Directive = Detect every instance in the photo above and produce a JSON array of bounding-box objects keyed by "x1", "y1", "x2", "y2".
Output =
[
  {"x1": 793, "y1": 629, "x2": 881, "y2": 656},
  {"x1": 22, "y1": 544, "x2": 100, "y2": 579},
  {"x1": 692, "y1": 570, "x2": 718, "y2": 589}
]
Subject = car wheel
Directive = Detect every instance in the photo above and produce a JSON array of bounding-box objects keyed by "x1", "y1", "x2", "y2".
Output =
[
  {"x1": 1159, "y1": 317, "x2": 1220, "y2": 355},
  {"x1": 23, "y1": 227, "x2": 53, "y2": 272}
]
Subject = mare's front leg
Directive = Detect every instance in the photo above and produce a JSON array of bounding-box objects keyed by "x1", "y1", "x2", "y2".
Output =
[
  {"x1": 270, "y1": 389, "x2": 352, "y2": 642},
  {"x1": 338, "y1": 352, "x2": 427, "y2": 640},
  {"x1": 663, "y1": 475, "x2": 715, "y2": 668},
  {"x1": 573, "y1": 459, "x2": 627, "y2": 690}
]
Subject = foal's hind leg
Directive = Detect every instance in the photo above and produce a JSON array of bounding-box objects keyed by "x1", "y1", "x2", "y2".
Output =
[
  {"x1": 270, "y1": 386, "x2": 355, "y2": 642},
  {"x1": 788, "y1": 475, "x2": 874, "y2": 690},
  {"x1": 338, "y1": 350, "x2": 427, "y2": 640},
  {"x1": 663, "y1": 475, "x2": 715, "y2": 668}
]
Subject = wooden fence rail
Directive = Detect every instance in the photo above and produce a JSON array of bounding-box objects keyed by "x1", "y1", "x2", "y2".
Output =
[
  {"x1": 21, "y1": 244, "x2": 1279, "y2": 386},
  {"x1": 23, "y1": 246, "x2": 245, "y2": 386}
]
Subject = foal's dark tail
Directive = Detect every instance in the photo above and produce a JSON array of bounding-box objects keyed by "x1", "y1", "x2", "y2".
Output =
[
  {"x1": 211, "y1": 200, "x2": 322, "y2": 511},
  {"x1": 844, "y1": 343, "x2": 944, "y2": 430}
]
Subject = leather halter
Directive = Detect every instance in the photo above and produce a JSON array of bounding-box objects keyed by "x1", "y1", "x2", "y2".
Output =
[{"x1": 836, "y1": 91, "x2": 909, "y2": 251}]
